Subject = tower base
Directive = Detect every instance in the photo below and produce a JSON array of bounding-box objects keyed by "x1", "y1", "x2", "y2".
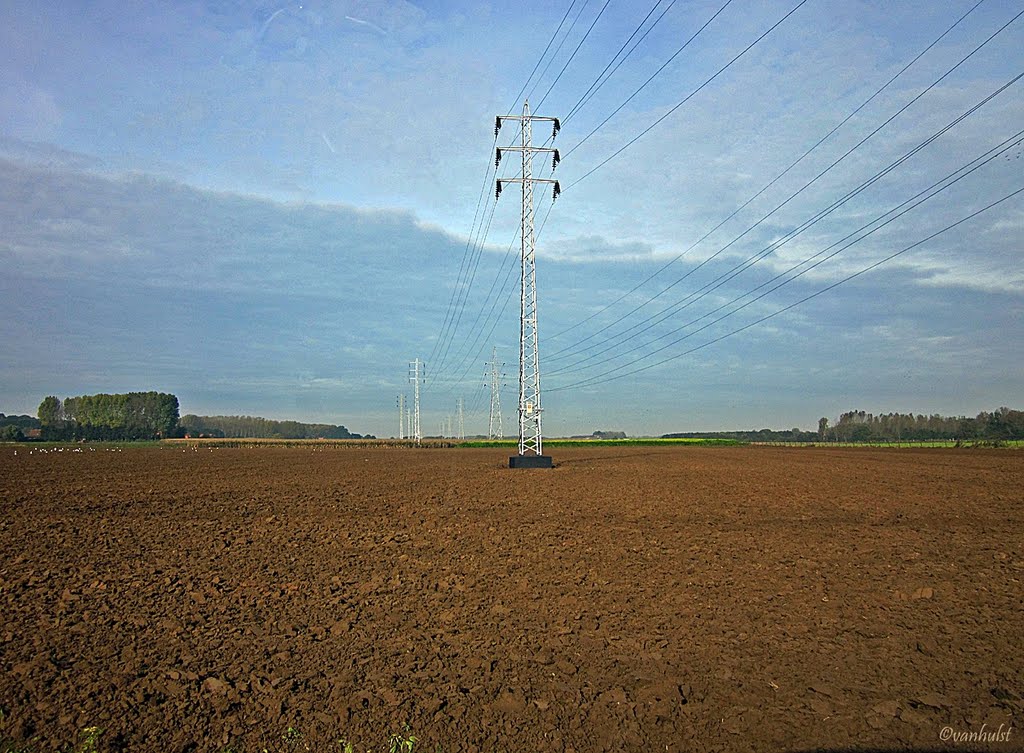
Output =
[{"x1": 509, "y1": 454, "x2": 553, "y2": 469}]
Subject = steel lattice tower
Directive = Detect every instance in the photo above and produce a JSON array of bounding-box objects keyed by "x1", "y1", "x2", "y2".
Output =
[
  {"x1": 496, "y1": 102, "x2": 560, "y2": 462},
  {"x1": 456, "y1": 397, "x2": 465, "y2": 440},
  {"x1": 408, "y1": 359, "x2": 423, "y2": 444},
  {"x1": 487, "y1": 346, "x2": 504, "y2": 440},
  {"x1": 396, "y1": 394, "x2": 406, "y2": 439}
]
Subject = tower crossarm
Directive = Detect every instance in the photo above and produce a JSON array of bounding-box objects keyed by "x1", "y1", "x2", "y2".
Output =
[
  {"x1": 497, "y1": 177, "x2": 559, "y2": 184},
  {"x1": 496, "y1": 177, "x2": 561, "y2": 200},
  {"x1": 496, "y1": 115, "x2": 560, "y2": 137}
]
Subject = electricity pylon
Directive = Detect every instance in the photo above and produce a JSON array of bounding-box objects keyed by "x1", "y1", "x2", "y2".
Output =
[
  {"x1": 396, "y1": 394, "x2": 406, "y2": 439},
  {"x1": 456, "y1": 397, "x2": 465, "y2": 440},
  {"x1": 487, "y1": 346, "x2": 504, "y2": 440},
  {"x1": 408, "y1": 359, "x2": 423, "y2": 444},
  {"x1": 496, "y1": 101, "x2": 560, "y2": 466}
]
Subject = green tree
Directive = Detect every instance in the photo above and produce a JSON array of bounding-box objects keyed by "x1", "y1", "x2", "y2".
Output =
[
  {"x1": 40, "y1": 391, "x2": 181, "y2": 441},
  {"x1": 38, "y1": 396, "x2": 63, "y2": 426},
  {"x1": 850, "y1": 423, "x2": 873, "y2": 442},
  {"x1": 153, "y1": 392, "x2": 180, "y2": 437},
  {"x1": 1, "y1": 425, "x2": 25, "y2": 441}
]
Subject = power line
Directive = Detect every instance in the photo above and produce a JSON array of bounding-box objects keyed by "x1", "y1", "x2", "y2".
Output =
[
  {"x1": 640, "y1": 128, "x2": 1024, "y2": 358},
  {"x1": 562, "y1": 0, "x2": 811, "y2": 188},
  {"x1": 566, "y1": 2, "x2": 1020, "y2": 193},
  {"x1": 438, "y1": 197, "x2": 559, "y2": 389},
  {"x1": 528, "y1": 0, "x2": 593, "y2": 104},
  {"x1": 547, "y1": 13, "x2": 1023, "y2": 363},
  {"x1": 429, "y1": 153, "x2": 538, "y2": 381},
  {"x1": 536, "y1": 0, "x2": 615, "y2": 110},
  {"x1": 466, "y1": 380, "x2": 489, "y2": 419},
  {"x1": 562, "y1": 0, "x2": 736, "y2": 158},
  {"x1": 547, "y1": 0, "x2": 989, "y2": 342},
  {"x1": 550, "y1": 68, "x2": 1024, "y2": 375},
  {"x1": 430, "y1": 146, "x2": 527, "y2": 379},
  {"x1": 432, "y1": 231, "x2": 520, "y2": 385},
  {"x1": 549, "y1": 183, "x2": 1024, "y2": 392},
  {"x1": 563, "y1": 0, "x2": 678, "y2": 124},
  {"x1": 427, "y1": 137, "x2": 496, "y2": 368},
  {"x1": 434, "y1": 0, "x2": 689, "y2": 384},
  {"x1": 433, "y1": 166, "x2": 506, "y2": 373},
  {"x1": 509, "y1": 0, "x2": 581, "y2": 111},
  {"x1": 550, "y1": 123, "x2": 1024, "y2": 383},
  {"x1": 431, "y1": 200, "x2": 558, "y2": 400},
  {"x1": 433, "y1": 221, "x2": 523, "y2": 388}
]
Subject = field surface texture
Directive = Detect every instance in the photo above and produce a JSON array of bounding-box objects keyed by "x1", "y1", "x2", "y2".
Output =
[{"x1": 1, "y1": 446, "x2": 1022, "y2": 752}]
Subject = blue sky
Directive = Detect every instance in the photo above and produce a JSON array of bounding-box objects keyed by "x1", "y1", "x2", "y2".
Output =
[{"x1": 1, "y1": 0, "x2": 1022, "y2": 437}]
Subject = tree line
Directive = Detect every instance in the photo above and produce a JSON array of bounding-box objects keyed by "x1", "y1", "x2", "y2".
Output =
[
  {"x1": 37, "y1": 392, "x2": 180, "y2": 441},
  {"x1": 818, "y1": 408, "x2": 1024, "y2": 442},
  {"x1": 0, "y1": 413, "x2": 40, "y2": 441},
  {"x1": 178, "y1": 414, "x2": 370, "y2": 440},
  {"x1": 663, "y1": 407, "x2": 1024, "y2": 444},
  {"x1": 0, "y1": 413, "x2": 40, "y2": 430},
  {"x1": 3, "y1": 397, "x2": 373, "y2": 442}
]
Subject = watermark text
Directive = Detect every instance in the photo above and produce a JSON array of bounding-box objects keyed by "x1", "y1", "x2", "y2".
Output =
[{"x1": 940, "y1": 723, "x2": 1014, "y2": 744}]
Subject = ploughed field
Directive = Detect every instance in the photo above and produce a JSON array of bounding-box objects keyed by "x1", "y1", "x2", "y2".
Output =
[{"x1": 1, "y1": 445, "x2": 1021, "y2": 752}]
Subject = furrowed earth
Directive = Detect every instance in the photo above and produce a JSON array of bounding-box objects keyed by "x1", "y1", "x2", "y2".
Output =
[{"x1": 0, "y1": 445, "x2": 1021, "y2": 752}]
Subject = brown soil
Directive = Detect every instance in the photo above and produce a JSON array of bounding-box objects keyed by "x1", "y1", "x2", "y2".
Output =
[{"x1": 0, "y1": 445, "x2": 1021, "y2": 752}]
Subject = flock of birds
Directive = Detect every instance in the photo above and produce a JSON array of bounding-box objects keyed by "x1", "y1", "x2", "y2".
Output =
[{"x1": 12, "y1": 446, "x2": 99, "y2": 456}]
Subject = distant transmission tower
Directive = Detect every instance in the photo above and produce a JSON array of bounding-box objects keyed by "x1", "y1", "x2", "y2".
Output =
[
  {"x1": 408, "y1": 359, "x2": 423, "y2": 444},
  {"x1": 496, "y1": 101, "x2": 560, "y2": 468},
  {"x1": 396, "y1": 394, "x2": 406, "y2": 439},
  {"x1": 456, "y1": 397, "x2": 465, "y2": 440},
  {"x1": 487, "y1": 346, "x2": 504, "y2": 440}
]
